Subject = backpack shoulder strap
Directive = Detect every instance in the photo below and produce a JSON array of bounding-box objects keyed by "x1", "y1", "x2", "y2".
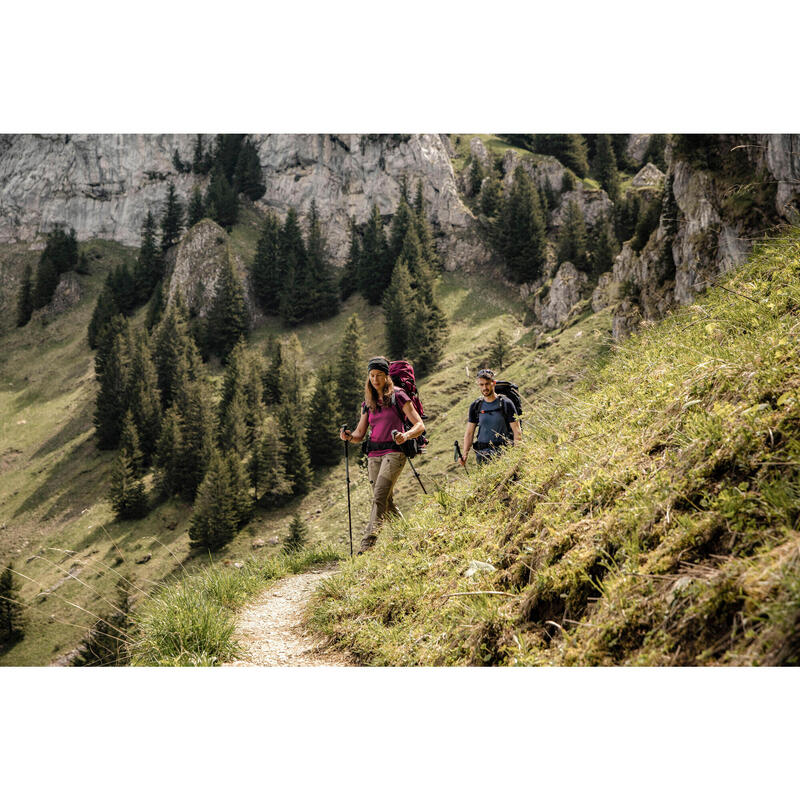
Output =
[{"x1": 469, "y1": 397, "x2": 483, "y2": 421}]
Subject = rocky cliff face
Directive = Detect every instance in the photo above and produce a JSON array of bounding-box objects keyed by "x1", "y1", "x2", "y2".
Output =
[{"x1": 0, "y1": 133, "x2": 486, "y2": 270}]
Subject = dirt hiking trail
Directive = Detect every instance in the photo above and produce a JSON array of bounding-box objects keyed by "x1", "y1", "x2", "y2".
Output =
[{"x1": 224, "y1": 564, "x2": 354, "y2": 667}]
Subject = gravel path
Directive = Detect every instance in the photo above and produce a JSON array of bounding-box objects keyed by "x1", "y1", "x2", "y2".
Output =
[{"x1": 225, "y1": 565, "x2": 353, "y2": 667}]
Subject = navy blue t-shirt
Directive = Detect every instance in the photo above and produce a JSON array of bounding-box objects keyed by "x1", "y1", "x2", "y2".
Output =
[{"x1": 469, "y1": 396, "x2": 516, "y2": 446}]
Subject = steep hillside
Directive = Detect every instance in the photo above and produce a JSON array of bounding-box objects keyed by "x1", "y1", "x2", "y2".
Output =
[{"x1": 308, "y1": 231, "x2": 800, "y2": 666}]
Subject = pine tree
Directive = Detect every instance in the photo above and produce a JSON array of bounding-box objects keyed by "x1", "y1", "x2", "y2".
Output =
[
  {"x1": 192, "y1": 134, "x2": 207, "y2": 174},
  {"x1": 306, "y1": 366, "x2": 342, "y2": 468},
  {"x1": 220, "y1": 387, "x2": 249, "y2": 458},
  {"x1": 284, "y1": 514, "x2": 308, "y2": 553},
  {"x1": 593, "y1": 134, "x2": 621, "y2": 204},
  {"x1": 134, "y1": 211, "x2": 162, "y2": 303},
  {"x1": 358, "y1": 205, "x2": 390, "y2": 304},
  {"x1": 109, "y1": 261, "x2": 138, "y2": 316},
  {"x1": 154, "y1": 407, "x2": 184, "y2": 498},
  {"x1": 382, "y1": 258, "x2": 414, "y2": 360},
  {"x1": 631, "y1": 195, "x2": 663, "y2": 253},
  {"x1": 278, "y1": 403, "x2": 313, "y2": 496},
  {"x1": 407, "y1": 300, "x2": 448, "y2": 377},
  {"x1": 388, "y1": 195, "x2": 415, "y2": 267},
  {"x1": 278, "y1": 207, "x2": 310, "y2": 325},
  {"x1": 0, "y1": 564, "x2": 24, "y2": 646},
  {"x1": 94, "y1": 321, "x2": 131, "y2": 449},
  {"x1": 557, "y1": 199, "x2": 588, "y2": 268},
  {"x1": 226, "y1": 451, "x2": 253, "y2": 529},
  {"x1": 499, "y1": 166, "x2": 547, "y2": 282},
  {"x1": 479, "y1": 176, "x2": 502, "y2": 218},
  {"x1": 233, "y1": 138, "x2": 266, "y2": 201},
  {"x1": 205, "y1": 166, "x2": 238, "y2": 229},
  {"x1": 160, "y1": 183, "x2": 184, "y2": 252},
  {"x1": 251, "y1": 211, "x2": 281, "y2": 312},
  {"x1": 205, "y1": 259, "x2": 249, "y2": 360},
  {"x1": 339, "y1": 216, "x2": 361, "y2": 301},
  {"x1": 188, "y1": 451, "x2": 238, "y2": 551},
  {"x1": 145, "y1": 279, "x2": 165, "y2": 331},
  {"x1": 94, "y1": 313, "x2": 128, "y2": 382},
  {"x1": 534, "y1": 134, "x2": 590, "y2": 177},
  {"x1": 32, "y1": 254, "x2": 60, "y2": 310},
  {"x1": 644, "y1": 134, "x2": 668, "y2": 171},
  {"x1": 305, "y1": 200, "x2": 339, "y2": 320},
  {"x1": 33, "y1": 225, "x2": 79, "y2": 309},
  {"x1": 248, "y1": 415, "x2": 292, "y2": 506},
  {"x1": 87, "y1": 286, "x2": 120, "y2": 350},
  {"x1": 213, "y1": 134, "x2": 246, "y2": 182},
  {"x1": 109, "y1": 447, "x2": 148, "y2": 520},
  {"x1": 615, "y1": 190, "x2": 641, "y2": 242},
  {"x1": 488, "y1": 329, "x2": 510, "y2": 369},
  {"x1": 469, "y1": 158, "x2": 484, "y2": 197},
  {"x1": 279, "y1": 334, "x2": 305, "y2": 409},
  {"x1": 413, "y1": 181, "x2": 440, "y2": 271},
  {"x1": 16, "y1": 263, "x2": 33, "y2": 327},
  {"x1": 153, "y1": 300, "x2": 196, "y2": 409},
  {"x1": 335, "y1": 313, "x2": 365, "y2": 424},
  {"x1": 589, "y1": 215, "x2": 619, "y2": 278},
  {"x1": 263, "y1": 335, "x2": 283, "y2": 407},
  {"x1": 119, "y1": 410, "x2": 145, "y2": 477},
  {"x1": 187, "y1": 186, "x2": 205, "y2": 227},
  {"x1": 126, "y1": 329, "x2": 162, "y2": 464}
]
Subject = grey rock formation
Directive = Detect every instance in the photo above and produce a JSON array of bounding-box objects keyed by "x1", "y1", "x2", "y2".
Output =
[
  {"x1": 167, "y1": 219, "x2": 257, "y2": 322},
  {"x1": 502, "y1": 149, "x2": 566, "y2": 198},
  {"x1": 591, "y1": 272, "x2": 616, "y2": 312},
  {"x1": 534, "y1": 262, "x2": 588, "y2": 330},
  {"x1": 0, "y1": 133, "x2": 486, "y2": 271},
  {"x1": 626, "y1": 134, "x2": 652, "y2": 166},
  {"x1": 550, "y1": 187, "x2": 614, "y2": 229},
  {"x1": 631, "y1": 162, "x2": 665, "y2": 188},
  {"x1": 469, "y1": 137, "x2": 492, "y2": 169}
]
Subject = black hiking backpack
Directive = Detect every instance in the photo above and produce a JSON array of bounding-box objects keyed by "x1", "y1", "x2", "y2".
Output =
[{"x1": 470, "y1": 380, "x2": 523, "y2": 438}]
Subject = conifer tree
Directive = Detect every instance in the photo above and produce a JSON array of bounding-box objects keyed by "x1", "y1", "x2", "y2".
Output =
[
  {"x1": 0, "y1": 564, "x2": 24, "y2": 646},
  {"x1": 153, "y1": 300, "x2": 196, "y2": 409},
  {"x1": 358, "y1": 205, "x2": 390, "y2": 303},
  {"x1": 658, "y1": 172, "x2": 678, "y2": 281},
  {"x1": 407, "y1": 300, "x2": 448, "y2": 377},
  {"x1": 284, "y1": 514, "x2": 308, "y2": 553},
  {"x1": 593, "y1": 134, "x2": 621, "y2": 203},
  {"x1": 335, "y1": 313, "x2": 365, "y2": 423},
  {"x1": 278, "y1": 207, "x2": 310, "y2": 325},
  {"x1": 413, "y1": 180, "x2": 440, "y2": 271},
  {"x1": 615, "y1": 190, "x2": 641, "y2": 242},
  {"x1": 249, "y1": 415, "x2": 292, "y2": 506},
  {"x1": 388, "y1": 195, "x2": 415, "y2": 267},
  {"x1": 88, "y1": 281, "x2": 118, "y2": 349},
  {"x1": 32, "y1": 226, "x2": 80, "y2": 309},
  {"x1": 134, "y1": 211, "x2": 161, "y2": 303},
  {"x1": 188, "y1": 451, "x2": 238, "y2": 551},
  {"x1": 94, "y1": 313, "x2": 128, "y2": 382},
  {"x1": 226, "y1": 451, "x2": 253, "y2": 529},
  {"x1": 305, "y1": 200, "x2": 339, "y2": 319},
  {"x1": 631, "y1": 195, "x2": 662, "y2": 253},
  {"x1": 251, "y1": 211, "x2": 281, "y2": 312},
  {"x1": 469, "y1": 158, "x2": 484, "y2": 197},
  {"x1": 154, "y1": 407, "x2": 184, "y2": 498},
  {"x1": 306, "y1": 366, "x2": 341, "y2": 468},
  {"x1": 279, "y1": 334, "x2": 305, "y2": 409},
  {"x1": 233, "y1": 139, "x2": 266, "y2": 201},
  {"x1": 119, "y1": 410, "x2": 145, "y2": 477},
  {"x1": 109, "y1": 261, "x2": 138, "y2": 316},
  {"x1": 213, "y1": 134, "x2": 246, "y2": 182},
  {"x1": 205, "y1": 258, "x2": 249, "y2": 360},
  {"x1": 382, "y1": 258, "x2": 414, "y2": 360},
  {"x1": 109, "y1": 448, "x2": 148, "y2": 520},
  {"x1": 94, "y1": 321, "x2": 131, "y2": 449},
  {"x1": 340, "y1": 216, "x2": 361, "y2": 300},
  {"x1": 145, "y1": 279, "x2": 165, "y2": 331},
  {"x1": 16, "y1": 263, "x2": 33, "y2": 327},
  {"x1": 205, "y1": 167, "x2": 238, "y2": 229},
  {"x1": 126, "y1": 329, "x2": 162, "y2": 463},
  {"x1": 220, "y1": 388, "x2": 249, "y2": 458},
  {"x1": 534, "y1": 134, "x2": 590, "y2": 177},
  {"x1": 32, "y1": 254, "x2": 60, "y2": 310},
  {"x1": 479, "y1": 176, "x2": 502, "y2": 218},
  {"x1": 187, "y1": 186, "x2": 205, "y2": 227},
  {"x1": 644, "y1": 134, "x2": 668, "y2": 171},
  {"x1": 263, "y1": 335, "x2": 283, "y2": 407},
  {"x1": 278, "y1": 403, "x2": 313, "y2": 496},
  {"x1": 557, "y1": 199, "x2": 588, "y2": 268},
  {"x1": 499, "y1": 165, "x2": 547, "y2": 282},
  {"x1": 488, "y1": 329, "x2": 510, "y2": 369},
  {"x1": 192, "y1": 134, "x2": 207, "y2": 174},
  {"x1": 160, "y1": 183, "x2": 184, "y2": 252},
  {"x1": 589, "y1": 215, "x2": 619, "y2": 278}
]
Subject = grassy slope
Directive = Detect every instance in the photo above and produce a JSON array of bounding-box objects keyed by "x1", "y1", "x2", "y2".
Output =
[
  {"x1": 1, "y1": 199, "x2": 610, "y2": 664},
  {"x1": 308, "y1": 232, "x2": 800, "y2": 666}
]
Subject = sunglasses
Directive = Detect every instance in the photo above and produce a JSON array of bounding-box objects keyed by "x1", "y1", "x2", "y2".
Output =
[{"x1": 477, "y1": 369, "x2": 495, "y2": 379}]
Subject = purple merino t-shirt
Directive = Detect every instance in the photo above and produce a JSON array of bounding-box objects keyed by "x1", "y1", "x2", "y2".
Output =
[{"x1": 366, "y1": 389, "x2": 411, "y2": 457}]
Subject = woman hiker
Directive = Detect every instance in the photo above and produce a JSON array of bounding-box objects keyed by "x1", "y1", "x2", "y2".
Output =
[{"x1": 340, "y1": 357, "x2": 425, "y2": 554}]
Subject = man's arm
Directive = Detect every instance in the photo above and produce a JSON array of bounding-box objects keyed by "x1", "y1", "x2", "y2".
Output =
[
  {"x1": 460, "y1": 422, "x2": 477, "y2": 465},
  {"x1": 510, "y1": 418, "x2": 522, "y2": 445}
]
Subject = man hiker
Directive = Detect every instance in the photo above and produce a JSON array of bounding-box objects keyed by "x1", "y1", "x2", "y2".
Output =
[{"x1": 459, "y1": 368, "x2": 521, "y2": 466}]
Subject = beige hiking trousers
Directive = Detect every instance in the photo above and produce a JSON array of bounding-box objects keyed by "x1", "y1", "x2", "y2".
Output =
[{"x1": 360, "y1": 451, "x2": 406, "y2": 552}]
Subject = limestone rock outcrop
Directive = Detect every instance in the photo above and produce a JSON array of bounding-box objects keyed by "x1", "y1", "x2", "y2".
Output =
[
  {"x1": 626, "y1": 134, "x2": 652, "y2": 166},
  {"x1": 533, "y1": 262, "x2": 588, "y2": 330},
  {"x1": 631, "y1": 162, "x2": 665, "y2": 188},
  {"x1": 550, "y1": 187, "x2": 614, "y2": 229}
]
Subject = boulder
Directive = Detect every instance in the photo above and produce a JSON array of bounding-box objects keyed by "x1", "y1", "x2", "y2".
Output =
[
  {"x1": 631, "y1": 162, "x2": 665, "y2": 188},
  {"x1": 534, "y1": 262, "x2": 589, "y2": 330}
]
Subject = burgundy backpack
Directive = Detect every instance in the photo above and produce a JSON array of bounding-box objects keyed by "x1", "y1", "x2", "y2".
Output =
[{"x1": 389, "y1": 360, "x2": 429, "y2": 453}]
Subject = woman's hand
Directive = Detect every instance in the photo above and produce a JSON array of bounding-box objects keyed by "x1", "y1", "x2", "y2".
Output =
[
  {"x1": 340, "y1": 428, "x2": 352, "y2": 442},
  {"x1": 392, "y1": 430, "x2": 407, "y2": 444}
]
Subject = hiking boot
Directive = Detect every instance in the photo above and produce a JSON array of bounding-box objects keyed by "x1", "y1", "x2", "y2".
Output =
[{"x1": 357, "y1": 535, "x2": 377, "y2": 555}]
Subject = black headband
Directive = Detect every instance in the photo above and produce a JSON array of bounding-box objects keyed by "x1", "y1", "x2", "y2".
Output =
[{"x1": 367, "y1": 357, "x2": 390, "y2": 375}]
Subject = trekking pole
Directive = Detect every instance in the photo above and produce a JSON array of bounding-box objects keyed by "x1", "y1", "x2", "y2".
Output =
[
  {"x1": 341, "y1": 427, "x2": 353, "y2": 558},
  {"x1": 454, "y1": 440, "x2": 469, "y2": 475},
  {"x1": 392, "y1": 430, "x2": 427, "y2": 495}
]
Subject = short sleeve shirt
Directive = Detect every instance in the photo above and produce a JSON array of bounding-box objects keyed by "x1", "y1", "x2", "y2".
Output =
[
  {"x1": 469, "y1": 396, "x2": 516, "y2": 446},
  {"x1": 366, "y1": 389, "x2": 412, "y2": 457}
]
